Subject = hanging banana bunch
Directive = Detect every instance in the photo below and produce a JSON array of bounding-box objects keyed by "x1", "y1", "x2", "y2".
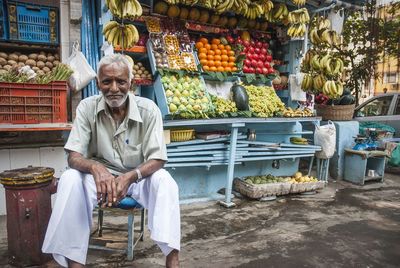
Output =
[
  {"x1": 287, "y1": 8, "x2": 310, "y2": 38},
  {"x1": 106, "y1": 0, "x2": 143, "y2": 19},
  {"x1": 291, "y1": 0, "x2": 306, "y2": 6},
  {"x1": 103, "y1": 21, "x2": 139, "y2": 49}
]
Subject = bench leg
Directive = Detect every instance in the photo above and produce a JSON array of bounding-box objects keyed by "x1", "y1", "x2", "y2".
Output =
[{"x1": 127, "y1": 213, "x2": 134, "y2": 261}]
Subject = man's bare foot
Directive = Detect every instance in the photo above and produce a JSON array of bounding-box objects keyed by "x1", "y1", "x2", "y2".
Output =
[
  {"x1": 67, "y1": 259, "x2": 84, "y2": 268},
  {"x1": 166, "y1": 249, "x2": 179, "y2": 268}
]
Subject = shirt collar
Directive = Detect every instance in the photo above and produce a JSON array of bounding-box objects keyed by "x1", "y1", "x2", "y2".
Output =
[{"x1": 96, "y1": 93, "x2": 143, "y2": 123}]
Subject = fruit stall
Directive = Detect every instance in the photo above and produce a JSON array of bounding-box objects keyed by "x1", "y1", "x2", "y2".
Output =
[{"x1": 96, "y1": 0, "x2": 370, "y2": 205}]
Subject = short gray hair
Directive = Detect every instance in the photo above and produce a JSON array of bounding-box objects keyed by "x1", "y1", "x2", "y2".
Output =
[{"x1": 97, "y1": 53, "x2": 133, "y2": 80}]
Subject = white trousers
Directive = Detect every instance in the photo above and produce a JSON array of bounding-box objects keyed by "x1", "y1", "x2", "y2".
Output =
[{"x1": 42, "y1": 168, "x2": 180, "y2": 267}]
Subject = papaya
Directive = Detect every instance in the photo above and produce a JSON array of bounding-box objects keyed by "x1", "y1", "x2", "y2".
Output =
[
  {"x1": 209, "y1": 14, "x2": 220, "y2": 25},
  {"x1": 167, "y1": 5, "x2": 180, "y2": 18},
  {"x1": 227, "y1": 17, "x2": 238, "y2": 28},
  {"x1": 199, "y1": 10, "x2": 210, "y2": 24},
  {"x1": 231, "y1": 83, "x2": 249, "y2": 111},
  {"x1": 179, "y1": 7, "x2": 189, "y2": 20},
  {"x1": 189, "y1": 8, "x2": 201, "y2": 21},
  {"x1": 154, "y1": 1, "x2": 169, "y2": 15}
]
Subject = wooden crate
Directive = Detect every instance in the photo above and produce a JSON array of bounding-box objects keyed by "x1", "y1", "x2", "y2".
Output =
[{"x1": 233, "y1": 178, "x2": 292, "y2": 199}]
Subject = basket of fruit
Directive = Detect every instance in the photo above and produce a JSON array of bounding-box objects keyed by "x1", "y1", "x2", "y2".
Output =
[
  {"x1": 288, "y1": 172, "x2": 326, "y2": 194},
  {"x1": 170, "y1": 129, "x2": 195, "y2": 142},
  {"x1": 233, "y1": 175, "x2": 292, "y2": 199}
]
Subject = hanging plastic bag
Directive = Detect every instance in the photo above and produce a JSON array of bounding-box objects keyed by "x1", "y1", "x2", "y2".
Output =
[
  {"x1": 314, "y1": 121, "x2": 336, "y2": 159},
  {"x1": 388, "y1": 144, "x2": 400, "y2": 167},
  {"x1": 289, "y1": 73, "x2": 306, "y2": 102},
  {"x1": 66, "y1": 41, "x2": 96, "y2": 92}
]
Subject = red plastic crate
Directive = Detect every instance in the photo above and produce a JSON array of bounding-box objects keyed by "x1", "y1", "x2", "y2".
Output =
[{"x1": 0, "y1": 81, "x2": 67, "y2": 124}]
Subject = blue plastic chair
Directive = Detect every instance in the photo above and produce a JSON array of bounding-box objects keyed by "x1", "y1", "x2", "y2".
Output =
[{"x1": 90, "y1": 197, "x2": 145, "y2": 260}]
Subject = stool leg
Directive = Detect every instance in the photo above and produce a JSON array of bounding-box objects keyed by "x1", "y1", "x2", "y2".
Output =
[
  {"x1": 140, "y1": 209, "x2": 145, "y2": 241},
  {"x1": 316, "y1": 158, "x2": 321, "y2": 179},
  {"x1": 127, "y1": 213, "x2": 134, "y2": 261},
  {"x1": 98, "y1": 209, "x2": 104, "y2": 237}
]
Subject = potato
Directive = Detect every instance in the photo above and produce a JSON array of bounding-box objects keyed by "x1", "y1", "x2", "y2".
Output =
[
  {"x1": 36, "y1": 61, "x2": 45, "y2": 69},
  {"x1": 54, "y1": 53, "x2": 60, "y2": 60},
  {"x1": 0, "y1": 57, "x2": 7, "y2": 66},
  {"x1": 17, "y1": 62, "x2": 25, "y2": 68},
  {"x1": 32, "y1": 66, "x2": 39, "y2": 72},
  {"x1": 0, "y1": 69, "x2": 7, "y2": 75},
  {"x1": 3, "y1": 65, "x2": 12, "y2": 71},
  {"x1": 47, "y1": 55, "x2": 55, "y2": 62},
  {"x1": 7, "y1": 60, "x2": 17, "y2": 66},
  {"x1": 39, "y1": 51, "x2": 46, "y2": 56},
  {"x1": 28, "y1": 53, "x2": 38, "y2": 60},
  {"x1": 37, "y1": 54, "x2": 47, "y2": 62},
  {"x1": 45, "y1": 61, "x2": 53, "y2": 69},
  {"x1": 52, "y1": 60, "x2": 60, "y2": 66},
  {"x1": 36, "y1": 70, "x2": 45, "y2": 76},
  {"x1": 8, "y1": 53, "x2": 19, "y2": 61},
  {"x1": 42, "y1": 66, "x2": 51, "y2": 73},
  {"x1": 18, "y1": 55, "x2": 28, "y2": 62},
  {"x1": 25, "y1": 59, "x2": 36, "y2": 67},
  {"x1": 0, "y1": 52, "x2": 8, "y2": 60},
  {"x1": 14, "y1": 52, "x2": 21, "y2": 56}
]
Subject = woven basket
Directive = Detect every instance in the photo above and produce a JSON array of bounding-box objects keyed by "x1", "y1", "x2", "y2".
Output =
[
  {"x1": 290, "y1": 181, "x2": 326, "y2": 194},
  {"x1": 315, "y1": 104, "x2": 355, "y2": 121},
  {"x1": 233, "y1": 178, "x2": 292, "y2": 199},
  {"x1": 170, "y1": 129, "x2": 195, "y2": 142}
]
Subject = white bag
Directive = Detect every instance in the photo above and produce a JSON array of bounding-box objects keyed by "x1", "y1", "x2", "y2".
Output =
[
  {"x1": 66, "y1": 41, "x2": 96, "y2": 92},
  {"x1": 289, "y1": 73, "x2": 307, "y2": 102},
  {"x1": 314, "y1": 121, "x2": 336, "y2": 159}
]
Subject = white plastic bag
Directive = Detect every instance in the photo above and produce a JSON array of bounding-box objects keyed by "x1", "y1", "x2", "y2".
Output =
[
  {"x1": 314, "y1": 121, "x2": 336, "y2": 159},
  {"x1": 66, "y1": 41, "x2": 96, "y2": 92},
  {"x1": 289, "y1": 73, "x2": 306, "y2": 102}
]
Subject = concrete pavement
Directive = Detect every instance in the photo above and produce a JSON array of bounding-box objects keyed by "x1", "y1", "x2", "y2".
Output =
[{"x1": 0, "y1": 172, "x2": 399, "y2": 268}]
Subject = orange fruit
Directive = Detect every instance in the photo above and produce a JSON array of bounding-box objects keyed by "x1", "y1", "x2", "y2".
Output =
[
  {"x1": 214, "y1": 61, "x2": 221, "y2": 67},
  {"x1": 199, "y1": 37, "x2": 208, "y2": 44},
  {"x1": 195, "y1": 42, "x2": 204, "y2": 49},
  {"x1": 221, "y1": 55, "x2": 229, "y2": 62},
  {"x1": 231, "y1": 66, "x2": 238, "y2": 72},
  {"x1": 215, "y1": 49, "x2": 222, "y2": 55},
  {"x1": 228, "y1": 62, "x2": 235, "y2": 67},
  {"x1": 214, "y1": 55, "x2": 222, "y2": 61},
  {"x1": 224, "y1": 66, "x2": 232, "y2": 72},
  {"x1": 225, "y1": 45, "x2": 231, "y2": 51},
  {"x1": 217, "y1": 66, "x2": 225, "y2": 72},
  {"x1": 200, "y1": 59, "x2": 208, "y2": 66},
  {"x1": 199, "y1": 48, "x2": 208, "y2": 54},
  {"x1": 229, "y1": 56, "x2": 235, "y2": 62},
  {"x1": 208, "y1": 50, "x2": 215, "y2": 56},
  {"x1": 221, "y1": 50, "x2": 228, "y2": 55},
  {"x1": 211, "y1": 44, "x2": 218, "y2": 50},
  {"x1": 198, "y1": 53, "x2": 207, "y2": 60},
  {"x1": 210, "y1": 66, "x2": 217, "y2": 71},
  {"x1": 218, "y1": 44, "x2": 225, "y2": 50},
  {"x1": 207, "y1": 54, "x2": 214, "y2": 61},
  {"x1": 207, "y1": 60, "x2": 215, "y2": 67},
  {"x1": 204, "y1": 44, "x2": 211, "y2": 50},
  {"x1": 203, "y1": 65, "x2": 210, "y2": 71},
  {"x1": 228, "y1": 51, "x2": 235, "y2": 56},
  {"x1": 211, "y1": 38, "x2": 221, "y2": 45},
  {"x1": 221, "y1": 61, "x2": 228, "y2": 67}
]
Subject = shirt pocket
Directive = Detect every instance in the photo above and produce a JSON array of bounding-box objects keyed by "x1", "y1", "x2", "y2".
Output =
[{"x1": 123, "y1": 143, "x2": 143, "y2": 168}]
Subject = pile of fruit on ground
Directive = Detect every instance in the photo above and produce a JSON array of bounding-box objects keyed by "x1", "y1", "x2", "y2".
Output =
[{"x1": 244, "y1": 172, "x2": 319, "y2": 185}]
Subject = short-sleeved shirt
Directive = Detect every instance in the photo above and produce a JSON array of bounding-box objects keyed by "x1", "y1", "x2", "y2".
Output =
[{"x1": 65, "y1": 93, "x2": 167, "y2": 174}]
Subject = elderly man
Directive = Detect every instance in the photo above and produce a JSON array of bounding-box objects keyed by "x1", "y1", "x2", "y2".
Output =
[{"x1": 42, "y1": 54, "x2": 180, "y2": 268}]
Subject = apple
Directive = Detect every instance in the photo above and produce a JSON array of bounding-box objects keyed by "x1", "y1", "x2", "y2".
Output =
[
  {"x1": 237, "y1": 38, "x2": 243, "y2": 45},
  {"x1": 254, "y1": 47, "x2": 261, "y2": 54},
  {"x1": 251, "y1": 59, "x2": 258, "y2": 67},
  {"x1": 267, "y1": 67, "x2": 275, "y2": 74},
  {"x1": 226, "y1": 35, "x2": 234, "y2": 44},
  {"x1": 263, "y1": 43, "x2": 269, "y2": 49},
  {"x1": 244, "y1": 59, "x2": 251, "y2": 66},
  {"x1": 243, "y1": 47, "x2": 248, "y2": 53},
  {"x1": 262, "y1": 67, "x2": 269, "y2": 75},
  {"x1": 256, "y1": 41, "x2": 263, "y2": 48},
  {"x1": 264, "y1": 62, "x2": 271, "y2": 68},
  {"x1": 243, "y1": 66, "x2": 251, "y2": 73},
  {"x1": 266, "y1": 55, "x2": 273, "y2": 62},
  {"x1": 256, "y1": 67, "x2": 263, "y2": 74},
  {"x1": 257, "y1": 61, "x2": 264, "y2": 69},
  {"x1": 243, "y1": 40, "x2": 250, "y2": 47},
  {"x1": 261, "y1": 48, "x2": 268, "y2": 55},
  {"x1": 252, "y1": 54, "x2": 259, "y2": 61},
  {"x1": 248, "y1": 47, "x2": 255, "y2": 54},
  {"x1": 248, "y1": 67, "x2": 255, "y2": 73},
  {"x1": 258, "y1": 54, "x2": 265, "y2": 61},
  {"x1": 250, "y1": 40, "x2": 256, "y2": 47}
]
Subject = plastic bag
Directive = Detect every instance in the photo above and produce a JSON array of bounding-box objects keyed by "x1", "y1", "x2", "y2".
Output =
[
  {"x1": 66, "y1": 41, "x2": 96, "y2": 92},
  {"x1": 314, "y1": 121, "x2": 336, "y2": 159},
  {"x1": 388, "y1": 144, "x2": 400, "y2": 167},
  {"x1": 289, "y1": 73, "x2": 306, "y2": 102}
]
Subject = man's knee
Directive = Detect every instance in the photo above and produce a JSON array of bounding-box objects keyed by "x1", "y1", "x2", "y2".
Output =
[
  {"x1": 58, "y1": 168, "x2": 83, "y2": 189},
  {"x1": 149, "y1": 169, "x2": 178, "y2": 193}
]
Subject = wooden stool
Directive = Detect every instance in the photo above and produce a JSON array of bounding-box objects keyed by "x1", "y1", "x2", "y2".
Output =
[{"x1": 90, "y1": 197, "x2": 145, "y2": 260}]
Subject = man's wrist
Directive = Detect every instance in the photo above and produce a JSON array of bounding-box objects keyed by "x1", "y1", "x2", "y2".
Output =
[{"x1": 134, "y1": 168, "x2": 143, "y2": 183}]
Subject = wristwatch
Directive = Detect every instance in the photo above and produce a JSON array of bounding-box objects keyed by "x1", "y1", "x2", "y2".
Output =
[{"x1": 134, "y1": 168, "x2": 143, "y2": 183}]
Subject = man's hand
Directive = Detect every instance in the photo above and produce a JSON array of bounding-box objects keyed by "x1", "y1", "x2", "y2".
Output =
[
  {"x1": 90, "y1": 163, "x2": 117, "y2": 207},
  {"x1": 115, "y1": 170, "x2": 136, "y2": 201}
]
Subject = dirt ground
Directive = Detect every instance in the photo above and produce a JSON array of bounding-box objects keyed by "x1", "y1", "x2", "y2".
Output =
[{"x1": 0, "y1": 172, "x2": 399, "y2": 268}]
